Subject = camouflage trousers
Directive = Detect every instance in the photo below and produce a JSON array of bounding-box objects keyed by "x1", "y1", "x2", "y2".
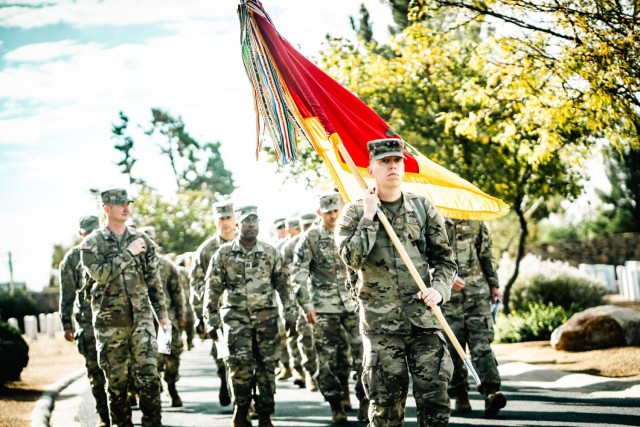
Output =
[
  {"x1": 289, "y1": 311, "x2": 316, "y2": 374},
  {"x1": 225, "y1": 316, "x2": 280, "y2": 415},
  {"x1": 75, "y1": 324, "x2": 109, "y2": 420},
  {"x1": 157, "y1": 321, "x2": 183, "y2": 385},
  {"x1": 210, "y1": 341, "x2": 228, "y2": 377},
  {"x1": 313, "y1": 311, "x2": 364, "y2": 402},
  {"x1": 362, "y1": 328, "x2": 453, "y2": 427},
  {"x1": 95, "y1": 320, "x2": 162, "y2": 427},
  {"x1": 441, "y1": 294, "x2": 501, "y2": 394}
]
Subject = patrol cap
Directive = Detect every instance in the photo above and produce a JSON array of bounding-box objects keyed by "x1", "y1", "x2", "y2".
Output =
[
  {"x1": 213, "y1": 200, "x2": 234, "y2": 219},
  {"x1": 285, "y1": 217, "x2": 300, "y2": 229},
  {"x1": 101, "y1": 188, "x2": 133, "y2": 205},
  {"x1": 273, "y1": 217, "x2": 286, "y2": 229},
  {"x1": 235, "y1": 205, "x2": 259, "y2": 222},
  {"x1": 367, "y1": 138, "x2": 405, "y2": 160},
  {"x1": 139, "y1": 226, "x2": 156, "y2": 240},
  {"x1": 317, "y1": 191, "x2": 341, "y2": 213},
  {"x1": 300, "y1": 212, "x2": 317, "y2": 226},
  {"x1": 79, "y1": 215, "x2": 99, "y2": 233}
]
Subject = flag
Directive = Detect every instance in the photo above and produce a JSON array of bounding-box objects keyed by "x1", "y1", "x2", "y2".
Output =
[{"x1": 238, "y1": 0, "x2": 509, "y2": 220}]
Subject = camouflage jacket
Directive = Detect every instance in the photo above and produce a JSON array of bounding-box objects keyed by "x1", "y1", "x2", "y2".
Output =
[
  {"x1": 190, "y1": 234, "x2": 231, "y2": 314},
  {"x1": 158, "y1": 255, "x2": 186, "y2": 323},
  {"x1": 80, "y1": 226, "x2": 168, "y2": 328},
  {"x1": 445, "y1": 219, "x2": 499, "y2": 300},
  {"x1": 204, "y1": 238, "x2": 296, "y2": 331},
  {"x1": 59, "y1": 246, "x2": 92, "y2": 330},
  {"x1": 177, "y1": 265, "x2": 195, "y2": 322},
  {"x1": 292, "y1": 224, "x2": 355, "y2": 314},
  {"x1": 335, "y1": 192, "x2": 457, "y2": 334}
]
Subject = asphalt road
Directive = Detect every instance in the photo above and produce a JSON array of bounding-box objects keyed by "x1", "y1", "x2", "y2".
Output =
[{"x1": 50, "y1": 338, "x2": 640, "y2": 427}]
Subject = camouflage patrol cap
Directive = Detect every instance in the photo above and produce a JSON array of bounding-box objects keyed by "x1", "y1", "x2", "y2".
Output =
[
  {"x1": 285, "y1": 217, "x2": 300, "y2": 229},
  {"x1": 79, "y1": 215, "x2": 99, "y2": 233},
  {"x1": 213, "y1": 200, "x2": 234, "y2": 219},
  {"x1": 101, "y1": 188, "x2": 133, "y2": 205},
  {"x1": 367, "y1": 138, "x2": 405, "y2": 160},
  {"x1": 317, "y1": 191, "x2": 341, "y2": 213},
  {"x1": 273, "y1": 217, "x2": 286, "y2": 229},
  {"x1": 139, "y1": 226, "x2": 156, "y2": 240},
  {"x1": 235, "y1": 205, "x2": 259, "y2": 222},
  {"x1": 300, "y1": 212, "x2": 317, "y2": 226}
]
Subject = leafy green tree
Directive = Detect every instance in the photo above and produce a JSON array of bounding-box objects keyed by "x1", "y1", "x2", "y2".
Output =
[
  {"x1": 129, "y1": 187, "x2": 218, "y2": 255},
  {"x1": 112, "y1": 111, "x2": 145, "y2": 186},
  {"x1": 144, "y1": 108, "x2": 235, "y2": 196}
]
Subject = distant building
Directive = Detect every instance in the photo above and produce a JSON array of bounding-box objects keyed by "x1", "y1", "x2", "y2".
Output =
[{"x1": 0, "y1": 281, "x2": 27, "y2": 292}]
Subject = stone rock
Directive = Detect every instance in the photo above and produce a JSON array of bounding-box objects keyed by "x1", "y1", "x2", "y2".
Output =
[{"x1": 550, "y1": 305, "x2": 640, "y2": 351}]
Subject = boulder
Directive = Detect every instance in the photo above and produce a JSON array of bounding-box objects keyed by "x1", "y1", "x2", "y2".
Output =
[{"x1": 550, "y1": 305, "x2": 640, "y2": 351}]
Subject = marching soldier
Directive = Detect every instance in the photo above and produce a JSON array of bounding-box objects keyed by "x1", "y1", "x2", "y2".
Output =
[
  {"x1": 59, "y1": 215, "x2": 110, "y2": 427},
  {"x1": 335, "y1": 139, "x2": 457, "y2": 426},
  {"x1": 80, "y1": 188, "x2": 170, "y2": 427},
  {"x1": 204, "y1": 205, "x2": 298, "y2": 427},
  {"x1": 175, "y1": 252, "x2": 196, "y2": 350},
  {"x1": 443, "y1": 219, "x2": 507, "y2": 417},
  {"x1": 189, "y1": 200, "x2": 236, "y2": 407},
  {"x1": 292, "y1": 191, "x2": 366, "y2": 423}
]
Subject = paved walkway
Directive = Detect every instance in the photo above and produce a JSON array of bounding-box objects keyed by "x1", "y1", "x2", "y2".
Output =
[{"x1": 48, "y1": 339, "x2": 640, "y2": 426}]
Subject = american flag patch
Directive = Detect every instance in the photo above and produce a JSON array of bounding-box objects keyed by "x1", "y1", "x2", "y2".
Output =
[
  {"x1": 340, "y1": 216, "x2": 352, "y2": 227},
  {"x1": 80, "y1": 242, "x2": 93, "y2": 250}
]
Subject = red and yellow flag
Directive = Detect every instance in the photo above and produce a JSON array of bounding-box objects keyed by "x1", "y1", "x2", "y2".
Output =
[{"x1": 238, "y1": 0, "x2": 509, "y2": 220}]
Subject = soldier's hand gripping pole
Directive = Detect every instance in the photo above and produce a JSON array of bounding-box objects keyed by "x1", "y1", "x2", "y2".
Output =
[{"x1": 336, "y1": 142, "x2": 482, "y2": 386}]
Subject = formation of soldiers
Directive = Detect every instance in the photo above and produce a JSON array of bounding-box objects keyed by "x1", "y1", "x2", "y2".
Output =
[{"x1": 58, "y1": 138, "x2": 507, "y2": 427}]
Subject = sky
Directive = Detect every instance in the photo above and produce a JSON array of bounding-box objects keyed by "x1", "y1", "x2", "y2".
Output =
[{"x1": 0, "y1": 0, "x2": 395, "y2": 291}]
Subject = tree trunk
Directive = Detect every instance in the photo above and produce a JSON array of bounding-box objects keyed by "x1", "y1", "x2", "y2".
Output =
[{"x1": 502, "y1": 200, "x2": 528, "y2": 314}]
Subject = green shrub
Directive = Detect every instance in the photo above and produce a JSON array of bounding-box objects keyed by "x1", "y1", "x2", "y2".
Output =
[
  {"x1": 495, "y1": 302, "x2": 569, "y2": 343},
  {"x1": 0, "y1": 289, "x2": 38, "y2": 331},
  {"x1": 0, "y1": 321, "x2": 30, "y2": 384},
  {"x1": 509, "y1": 256, "x2": 606, "y2": 315}
]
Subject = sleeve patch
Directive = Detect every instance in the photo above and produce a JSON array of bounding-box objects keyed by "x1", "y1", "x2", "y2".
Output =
[
  {"x1": 80, "y1": 242, "x2": 93, "y2": 250},
  {"x1": 339, "y1": 216, "x2": 353, "y2": 227}
]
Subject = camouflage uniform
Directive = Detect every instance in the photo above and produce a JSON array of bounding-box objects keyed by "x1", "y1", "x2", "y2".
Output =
[
  {"x1": 443, "y1": 219, "x2": 501, "y2": 393},
  {"x1": 156, "y1": 255, "x2": 186, "y2": 392},
  {"x1": 176, "y1": 263, "x2": 196, "y2": 349},
  {"x1": 336, "y1": 182, "x2": 457, "y2": 426},
  {"x1": 81, "y1": 189, "x2": 168, "y2": 427},
  {"x1": 292, "y1": 214, "x2": 365, "y2": 408},
  {"x1": 204, "y1": 220, "x2": 297, "y2": 417},
  {"x1": 59, "y1": 215, "x2": 109, "y2": 425},
  {"x1": 281, "y1": 229, "x2": 317, "y2": 381}
]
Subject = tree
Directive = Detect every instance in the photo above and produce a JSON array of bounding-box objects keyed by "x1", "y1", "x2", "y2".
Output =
[
  {"x1": 112, "y1": 111, "x2": 145, "y2": 186},
  {"x1": 144, "y1": 108, "x2": 236, "y2": 196},
  {"x1": 129, "y1": 187, "x2": 219, "y2": 255}
]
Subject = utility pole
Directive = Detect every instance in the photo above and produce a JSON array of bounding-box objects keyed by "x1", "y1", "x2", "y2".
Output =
[{"x1": 8, "y1": 251, "x2": 14, "y2": 294}]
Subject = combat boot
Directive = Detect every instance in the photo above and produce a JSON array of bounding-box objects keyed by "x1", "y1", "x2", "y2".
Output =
[
  {"x1": 219, "y1": 373, "x2": 231, "y2": 406},
  {"x1": 167, "y1": 382, "x2": 183, "y2": 407},
  {"x1": 340, "y1": 379, "x2": 352, "y2": 411},
  {"x1": 305, "y1": 370, "x2": 318, "y2": 392},
  {"x1": 276, "y1": 363, "x2": 292, "y2": 381},
  {"x1": 483, "y1": 384, "x2": 507, "y2": 418},
  {"x1": 292, "y1": 367, "x2": 305, "y2": 388},
  {"x1": 329, "y1": 397, "x2": 348, "y2": 424},
  {"x1": 257, "y1": 412, "x2": 274, "y2": 427},
  {"x1": 232, "y1": 402, "x2": 252, "y2": 427},
  {"x1": 454, "y1": 386, "x2": 472, "y2": 413},
  {"x1": 357, "y1": 399, "x2": 370, "y2": 422}
]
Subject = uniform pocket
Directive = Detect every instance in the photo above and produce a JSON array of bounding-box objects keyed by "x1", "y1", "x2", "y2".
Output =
[{"x1": 437, "y1": 333, "x2": 454, "y2": 383}]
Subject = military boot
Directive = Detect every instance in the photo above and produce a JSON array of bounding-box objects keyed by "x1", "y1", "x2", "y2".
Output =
[
  {"x1": 454, "y1": 386, "x2": 472, "y2": 413},
  {"x1": 96, "y1": 415, "x2": 111, "y2": 427},
  {"x1": 219, "y1": 373, "x2": 231, "y2": 406},
  {"x1": 340, "y1": 379, "x2": 352, "y2": 411},
  {"x1": 167, "y1": 382, "x2": 183, "y2": 408},
  {"x1": 305, "y1": 370, "x2": 318, "y2": 392},
  {"x1": 276, "y1": 363, "x2": 292, "y2": 381},
  {"x1": 232, "y1": 402, "x2": 252, "y2": 427},
  {"x1": 357, "y1": 399, "x2": 370, "y2": 422},
  {"x1": 292, "y1": 367, "x2": 305, "y2": 388},
  {"x1": 257, "y1": 413, "x2": 274, "y2": 427},
  {"x1": 329, "y1": 397, "x2": 348, "y2": 424},
  {"x1": 483, "y1": 384, "x2": 507, "y2": 418}
]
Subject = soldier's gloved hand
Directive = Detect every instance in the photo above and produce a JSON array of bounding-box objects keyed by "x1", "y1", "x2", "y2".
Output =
[
  {"x1": 305, "y1": 310, "x2": 317, "y2": 325},
  {"x1": 285, "y1": 320, "x2": 297, "y2": 337},
  {"x1": 452, "y1": 277, "x2": 465, "y2": 291},
  {"x1": 208, "y1": 328, "x2": 219, "y2": 341},
  {"x1": 127, "y1": 238, "x2": 147, "y2": 256}
]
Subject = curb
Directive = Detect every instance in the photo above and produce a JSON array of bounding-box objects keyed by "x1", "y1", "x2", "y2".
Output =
[{"x1": 31, "y1": 368, "x2": 86, "y2": 427}]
